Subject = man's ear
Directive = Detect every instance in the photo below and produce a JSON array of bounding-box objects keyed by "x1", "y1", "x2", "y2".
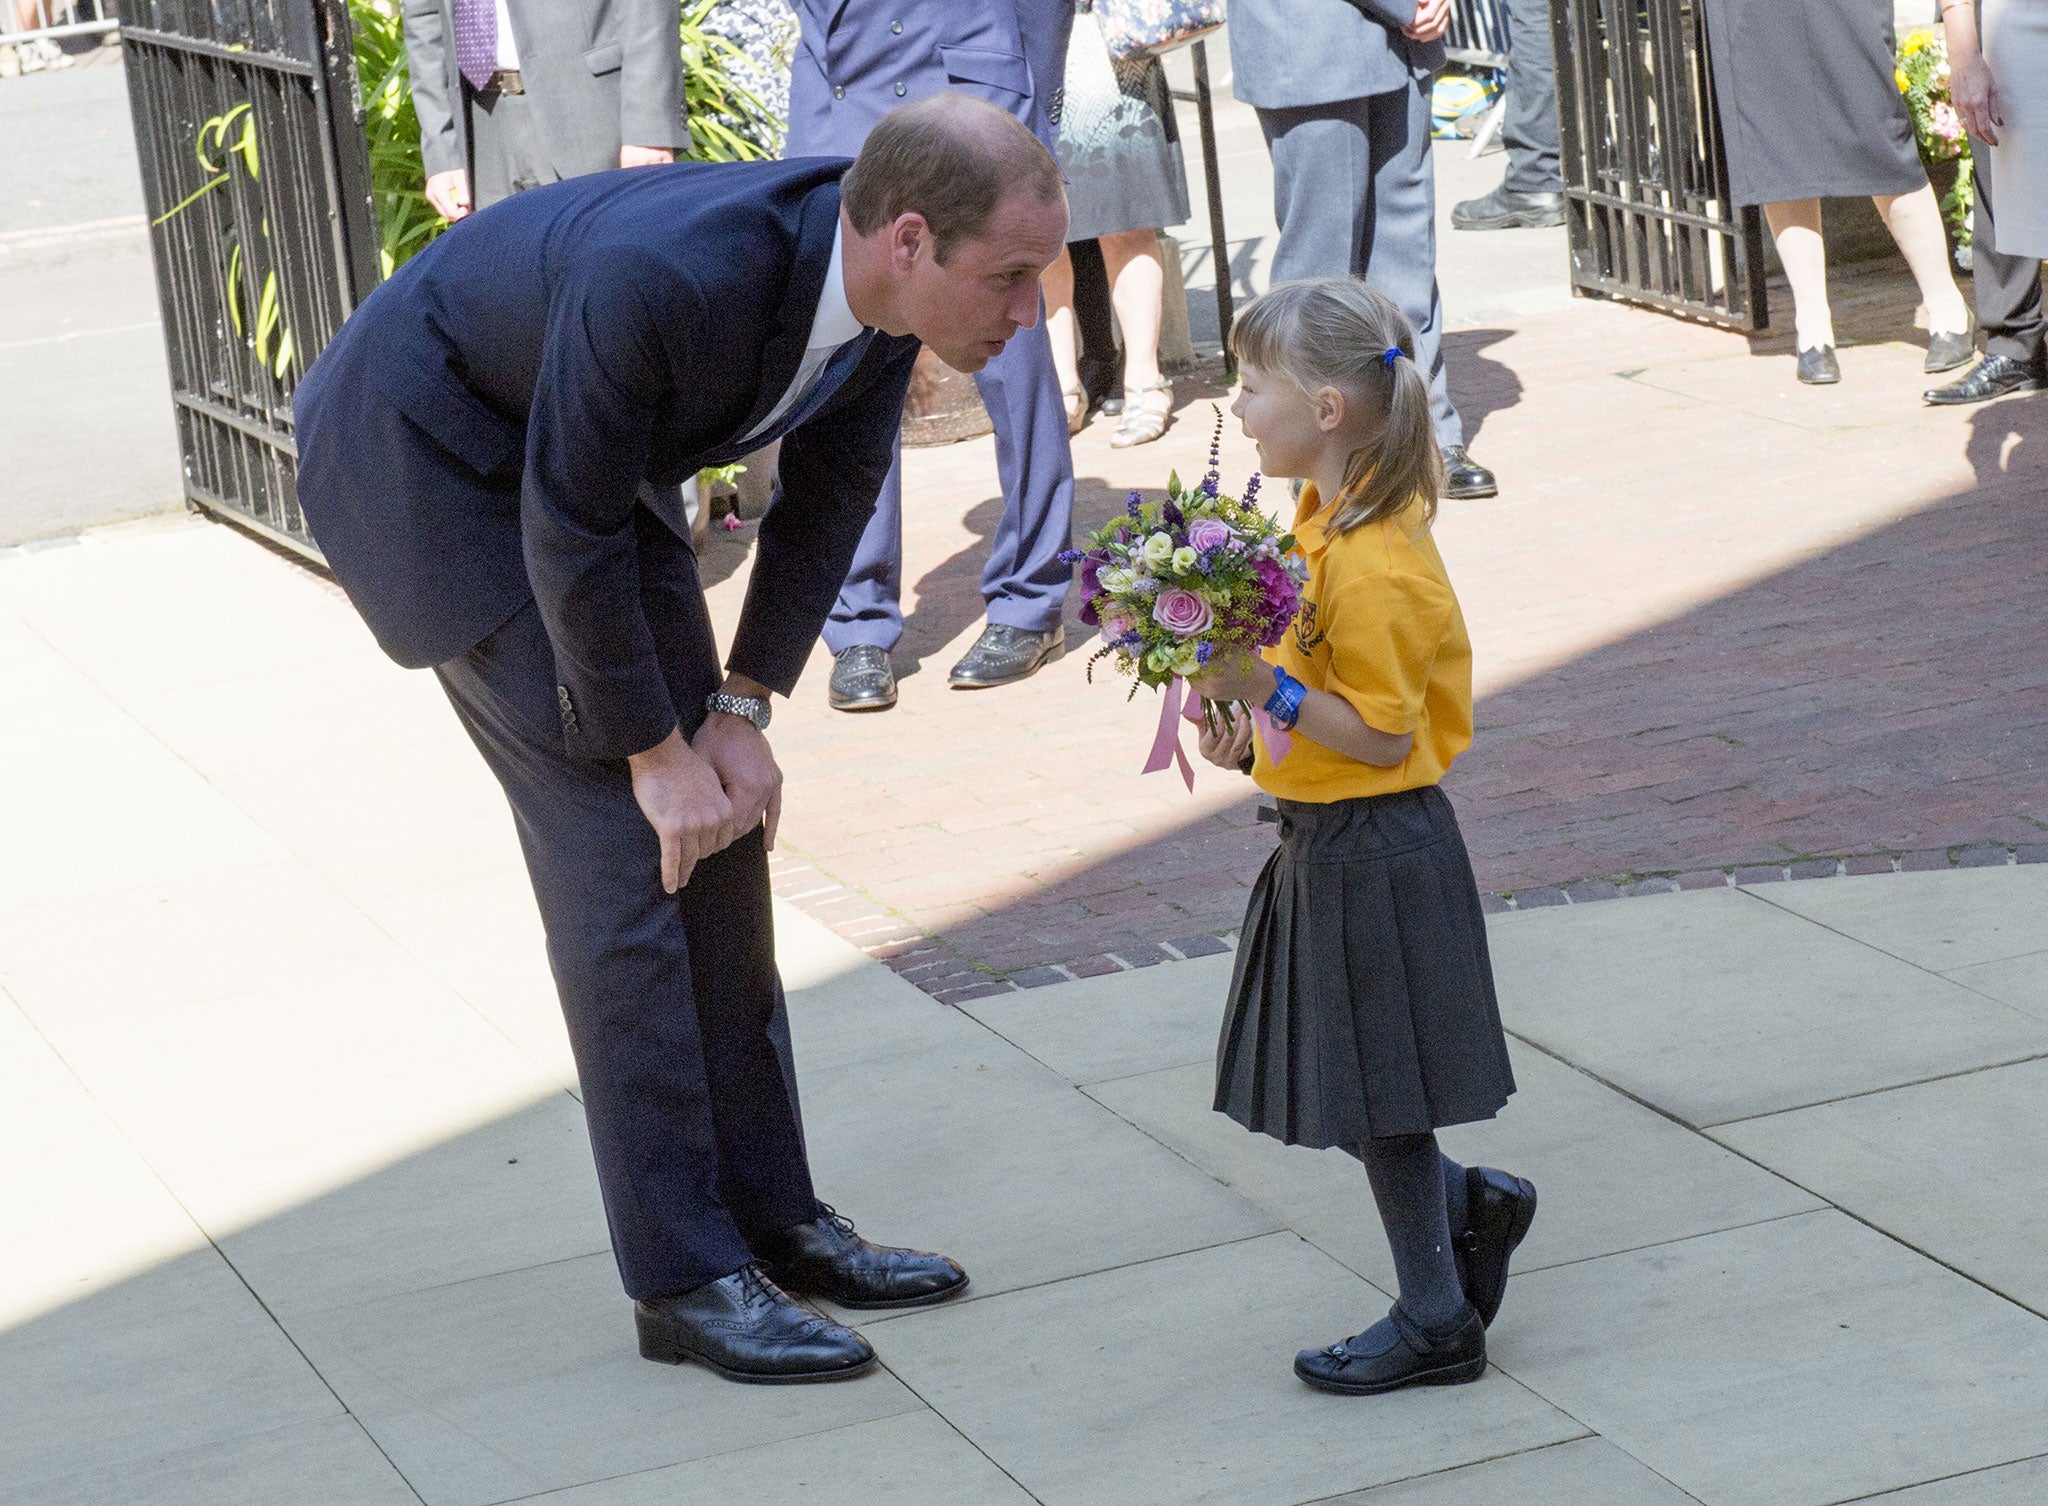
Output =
[{"x1": 888, "y1": 213, "x2": 931, "y2": 271}]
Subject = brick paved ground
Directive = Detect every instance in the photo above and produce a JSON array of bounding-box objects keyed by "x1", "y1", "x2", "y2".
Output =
[{"x1": 698, "y1": 253, "x2": 2048, "y2": 1000}]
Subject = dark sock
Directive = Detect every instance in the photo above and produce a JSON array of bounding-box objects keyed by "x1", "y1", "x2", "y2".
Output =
[
  {"x1": 1442, "y1": 1151, "x2": 1470, "y2": 1236},
  {"x1": 1354, "y1": 1132, "x2": 1467, "y2": 1332}
]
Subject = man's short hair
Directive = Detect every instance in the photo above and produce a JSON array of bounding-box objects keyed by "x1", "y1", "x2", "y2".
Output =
[{"x1": 840, "y1": 93, "x2": 1065, "y2": 263}]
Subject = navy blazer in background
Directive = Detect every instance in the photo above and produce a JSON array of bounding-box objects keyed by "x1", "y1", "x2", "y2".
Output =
[
  {"x1": 1229, "y1": 0, "x2": 1447, "y2": 107},
  {"x1": 784, "y1": 0, "x2": 1071, "y2": 154},
  {"x1": 292, "y1": 158, "x2": 920, "y2": 759}
]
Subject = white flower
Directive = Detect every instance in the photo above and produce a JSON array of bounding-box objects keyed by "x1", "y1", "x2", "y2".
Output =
[
  {"x1": 1100, "y1": 566, "x2": 1138, "y2": 594},
  {"x1": 1142, "y1": 532, "x2": 1175, "y2": 567},
  {"x1": 1171, "y1": 641, "x2": 1204, "y2": 676},
  {"x1": 1171, "y1": 545, "x2": 1199, "y2": 573}
]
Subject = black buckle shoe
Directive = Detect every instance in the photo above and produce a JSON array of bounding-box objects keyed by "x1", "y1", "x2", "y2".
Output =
[
  {"x1": 756, "y1": 1204, "x2": 969, "y2": 1310},
  {"x1": 1450, "y1": 183, "x2": 1566, "y2": 231},
  {"x1": 1440, "y1": 445, "x2": 1497, "y2": 500},
  {"x1": 1294, "y1": 1303, "x2": 1486, "y2": 1395},
  {"x1": 635, "y1": 1264, "x2": 877, "y2": 1383},
  {"x1": 1797, "y1": 345, "x2": 1841, "y2": 385},
  {"x1": 827, "y1": 644, "x2": 897, "y2": 712},
  {"x1": 1923, "y1": 352, "x2": 2047, "y2": 406},
  {"x1": 947, "y1": 623, "x2": 1064, "y2": 689},
  {"x1": 1455, "y1": 1167, "x2": 1537, "y2": 1328},
  {"x1": 1925, "y1": 317, "x2": 1976, "y2": 374}
]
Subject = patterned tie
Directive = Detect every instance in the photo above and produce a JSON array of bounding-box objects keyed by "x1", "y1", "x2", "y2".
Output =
[{"x1": 454, "y1": 0, "x2": 497, "y2": 92}]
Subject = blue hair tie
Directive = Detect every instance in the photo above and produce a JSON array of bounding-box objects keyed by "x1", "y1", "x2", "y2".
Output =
[{"x1": 1381, "y1": 346, "x2": 1402, "y2": 368}]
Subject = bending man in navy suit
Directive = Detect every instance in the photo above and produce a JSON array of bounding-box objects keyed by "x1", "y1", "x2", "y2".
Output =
[
  {"x1": 292, "y1": 96, "x2": 1069, "y2": 1384},
  {"x1": 786, "y1": 0, "x2": 1076, "y2": 711}
]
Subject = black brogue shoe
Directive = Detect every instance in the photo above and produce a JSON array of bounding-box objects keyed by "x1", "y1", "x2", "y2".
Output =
[
  {"x1": 1924, "y1": 352, "x2": 2047, "y2": 406},
  {"x1": 635, "y1": 1264, "x2": 876, "y2": 1383},
  {"x1": 947, "y1": 624, "x2": 1064, "y2": 689},
  {"x1": 756, "y1": 1204, "x2": 969, "y2": 1310},
  {"x1": 827, "y1": 644, "x2": 897, "y2": 712}
]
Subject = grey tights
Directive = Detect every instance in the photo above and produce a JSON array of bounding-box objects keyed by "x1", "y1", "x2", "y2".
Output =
[{"x1": 1351, "y1": 1132, "x2": 1469, "y2": 1332}]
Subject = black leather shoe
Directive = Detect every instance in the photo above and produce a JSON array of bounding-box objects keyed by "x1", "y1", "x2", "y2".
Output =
[
  {"x1": 948, "y1": 623, "x2": 1064, "y2": 689},
  {"x1": 1453, "y1": 1167, "x2": 1537, "y2": 1328},
  {"x1": 827, "y1": 644, "x2": 896, "y2": 712},
  {"x1": 1451, "y1": 183, "x2": 1566, "y2": 231},
  {"x1": 1924, "y1": 318, "x2": 1976, "y2": 374},
  {"x1": 1796, "y1": 346, "x2": 1840, "y2": 385},
  {"x1": 1924, "y1": 352, "x2": 2048, "y2": 406},
  {"x1": 756, "y1": 1204, "x2": 969, "y2": 1310},
  {"x1": 1440, "y1": 445, "x2": 1497, "y2": 500},
  {"x1": 1294, "y1": 1303, "x2": 1486, "y2": 1395},
  {"x1": 635, "y1": 1265, "x2": 877, "y2": 1383}
]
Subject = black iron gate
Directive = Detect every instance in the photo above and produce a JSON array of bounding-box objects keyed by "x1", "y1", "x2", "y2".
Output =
[
  {"x1": 1550, "y1": 0, "x2": 1768, "y2": 331},
  {"x1": 121, "y1": 0, "x2": 377, "y2": 559}
]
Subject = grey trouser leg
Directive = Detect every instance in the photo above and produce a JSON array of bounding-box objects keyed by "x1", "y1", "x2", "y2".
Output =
[
  {"x1": 1502, "y1": 0, "x2": 1563, "y2": 195},
  {"x1": 465, "y1": 86, "x2": 557, "y2": 210},
  {"x1": 1259, "y1": 89, "x2": 1464, "y2": 448},
  {"x1": 1968, "y1": 139, "x2": 2048, "y2": 365}
]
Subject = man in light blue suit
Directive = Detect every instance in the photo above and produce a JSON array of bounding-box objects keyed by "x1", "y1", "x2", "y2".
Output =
[
  {"x1": 785, "y1": 0, "x2": 1076, "y2": 710},
  {"x1": 1229, "y1": 0, "x2": 1500, "y2": 499}
]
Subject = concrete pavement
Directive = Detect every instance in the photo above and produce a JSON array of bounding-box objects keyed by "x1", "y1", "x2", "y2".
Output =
[{"x1": 6, "y1": 518, "x2": 2048, "y2": 1505}]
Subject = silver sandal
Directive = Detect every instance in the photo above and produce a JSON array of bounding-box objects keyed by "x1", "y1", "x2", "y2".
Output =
[{"x1": 1109, "y1": 381, "x2": 1174, "y2": 448}]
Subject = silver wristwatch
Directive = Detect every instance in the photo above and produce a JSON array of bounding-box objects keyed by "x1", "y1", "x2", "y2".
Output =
[{"x1": 705, "y1": 691, "x2": 772, "y2": 731}]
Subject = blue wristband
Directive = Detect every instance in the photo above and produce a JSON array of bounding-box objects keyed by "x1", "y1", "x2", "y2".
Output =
[{"x1": 1263, "y1": 665, "x2": 1307, "y2": 730}]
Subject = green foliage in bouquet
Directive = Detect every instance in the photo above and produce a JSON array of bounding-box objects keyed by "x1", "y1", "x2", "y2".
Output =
[
  {"x1": 347, "y1": 0, "x2": 783, "y2": 280},
  {"x1": 1896, "y1": 27, "x2": 1974, "y2": 252}
]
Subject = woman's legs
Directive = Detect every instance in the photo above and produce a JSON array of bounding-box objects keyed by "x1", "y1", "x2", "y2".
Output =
[
  {"x1": 1874, "y1": 184, "x2": 1972, "y2": 335},
  {"x1": 1100, "y1": 227, "x2": 1166, "y2": 392},
  {"x1": 1764, "y1": 199, "x2": 1834, "y2": 351},
  {"x1": 1040, "y1": 247, "x2": 1085, "y2": 429}
]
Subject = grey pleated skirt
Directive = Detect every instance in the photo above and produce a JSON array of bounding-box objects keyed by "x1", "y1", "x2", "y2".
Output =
[{"x1": 1214, "y1": 786, "x2": 1516, "y2": 1149}]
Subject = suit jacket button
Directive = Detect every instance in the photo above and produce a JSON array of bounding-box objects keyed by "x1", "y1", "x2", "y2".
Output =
[
  {"x1": 895, "y1": 81, "x2": 907, "y2": 96},
  {"x1": 833, "y1": 85, "x2": 845, "y2": 99},
  {"x1": 890, "y1": 19, "x2": 902, "y2": 31}
]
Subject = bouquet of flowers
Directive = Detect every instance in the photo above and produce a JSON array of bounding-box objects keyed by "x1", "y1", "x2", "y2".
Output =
[
  {"x1": 1897, "y1": 27, "x2": 1974, "y2": 256},
  {"x1": 1063, "y1": 411, "x2": 1309, "y2": 787}
]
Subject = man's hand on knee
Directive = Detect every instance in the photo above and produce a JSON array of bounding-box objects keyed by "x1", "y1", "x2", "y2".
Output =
[
  {"x1": 627, "y1": 727, "x2": 735, "y2": 893},
  {"x1": 692, "y1": 680, "x2": 784, "y2": 855}
]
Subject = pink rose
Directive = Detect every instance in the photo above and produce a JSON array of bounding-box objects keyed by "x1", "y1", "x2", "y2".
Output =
[
  {"x1": 1152, "y1": 587, "x2": 1214, "y2": 637},
  {"x1": 1186, "y1": 519, "x2": 1235, "y2": 553}
]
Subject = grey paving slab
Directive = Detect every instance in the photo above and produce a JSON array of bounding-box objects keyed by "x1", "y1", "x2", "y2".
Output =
[
  {"x1": 1323, "y1": 1436, "x2": 1699, "y2": 1505},
  {"x1": 288, "y1": 1252, "x2": 923, "y2": 1506},
  {"x1": 1713, "y1": 1058, "x2": 2048, "y2": 1314},
  {"x1": 1946, "y1": 949, "x2": 2048, "y2": 1024},
  {"x1": 1, "y1": 1248, "x2": 342, "y2": 1497},
  {"x1": 1497, "y1": 1210, "x2": 2048, "y2": 1506},
  {"x1": 1486, "y1": 887, "x2": 2048, "y2": 1127},
  {"x1": 1756, "y1": 868, "x2": 2048, "y2": 973},
  {"x1": 871, "y1": 1232, "x2": 1587, "y2": 1506},
  {"x1": 523, "y1": 1411, "x2": 1034, "y2": 1506},
  {"x1": 1837, "y1": 1455, "x2": 2048, "y2": 1504},
  {"x1": 795, "y1": 1010, "x2": 1282, "y2": 1304},
  {"x1": 1087, "y1": 1042, "x2": 1822, "y2": 1293},
  {"x1": 0, "y1": 1416, "x2": 419, "y2": 1506},
  {"x1": 962, "y1": 953, "x2": 1233, "y2": 1084}
]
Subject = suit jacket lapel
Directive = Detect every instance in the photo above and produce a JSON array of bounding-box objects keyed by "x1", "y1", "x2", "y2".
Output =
[{"x1": 730, "y1": 180, "x2": 845, "y2": 443}]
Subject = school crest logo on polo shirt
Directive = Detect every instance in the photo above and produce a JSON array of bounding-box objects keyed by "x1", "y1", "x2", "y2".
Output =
[{"x1": 1294, "y1": 599, "x2": 1326, "y2": 656}]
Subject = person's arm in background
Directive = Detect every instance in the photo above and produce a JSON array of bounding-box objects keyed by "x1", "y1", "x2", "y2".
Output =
[
  {"x1": 403, "y1": 0, "x2": 472, "y2": 218},
  {"x1": 617, "y1": 0, "x2": 687, "y2": 167},
  {"x1": 1944, "y1": 0, "x2": 2004, "y2": 145}
]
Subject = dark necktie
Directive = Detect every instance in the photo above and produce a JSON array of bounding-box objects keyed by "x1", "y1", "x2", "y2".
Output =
[{"x1": 455, "y1": 0, "x2": 498, "y2": 92}]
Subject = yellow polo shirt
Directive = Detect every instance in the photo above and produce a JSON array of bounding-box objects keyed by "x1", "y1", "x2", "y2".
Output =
[{"x1": 1251, "y1": 484, "x2": 1474, "y2": 802}]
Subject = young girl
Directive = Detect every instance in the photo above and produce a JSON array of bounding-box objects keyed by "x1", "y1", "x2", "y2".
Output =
[{"x1": 1191, "y1": 278, "x2": 1537, "y2": 1395}]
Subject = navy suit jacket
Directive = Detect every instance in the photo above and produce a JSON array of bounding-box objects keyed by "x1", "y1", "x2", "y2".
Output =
[
  {"x1": 292, "y1": 158, "x2": 920, "y2": 759},
  {"x1": 783, "y1": 0, "x2": 1070, "y2": 156}
]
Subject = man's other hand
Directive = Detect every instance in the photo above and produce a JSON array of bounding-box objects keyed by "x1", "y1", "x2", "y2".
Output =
[
  {"x1": 1405, "y1": 0, "x2": 1451, "y2": 42},
  {"x1": 692, "y1": 691, "x2": 783, "y2": 855},
  {"x1": 628, "y1": 727, "x2": 736, "y2": 893},
  {"x1": 620, "y1": 144, "x2": 676, "y2": 168},
  {"x1": 425, "y1": 168, "x2": 472, "y2": 220}
]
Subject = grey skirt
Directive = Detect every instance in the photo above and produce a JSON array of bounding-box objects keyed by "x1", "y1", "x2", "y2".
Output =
[{"x1": 1214, "y1": 786, "x2": 1516, "y2": 1148}]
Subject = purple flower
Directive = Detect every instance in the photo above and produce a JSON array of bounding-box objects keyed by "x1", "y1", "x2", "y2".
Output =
[
  {"x1": 1125, "y1": 490, "x2": 1144, "y2": 518},
  {"x1": 1077, "y1": 556, "x2": 1105, "y2": 625},
  {"x1": 1162, "y1": 497, "x2": 1185, "y2": 531},
  {"x1": 1197, "y1": 641, "x2": 1214, "y2": 665},
  {"x1": 1244, "y1": 472, "x2": 1263, "y2": 504},
  {"x1": 1058, "y1": 548, "x2": 1085, "y2": 565},
  {"x1": 1152, "y1": 588, "x2": 1214, "y2": 637},
  {"x1": 1187, "y1": 519, "x2": 1235, "y2": 553}
]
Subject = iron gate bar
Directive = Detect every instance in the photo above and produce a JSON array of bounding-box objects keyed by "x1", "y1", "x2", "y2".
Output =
[
  {"x1": 120, "y1": 0, "x2": 377, "y2": 561},
  {"x1": 1549, "y1": 0, "x2": 1765, "y2": 330}
]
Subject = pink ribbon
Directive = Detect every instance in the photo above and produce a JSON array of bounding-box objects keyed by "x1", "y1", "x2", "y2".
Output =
[{"x1": 1142, "y1": 677, "x2": 1293, "y2": 791}]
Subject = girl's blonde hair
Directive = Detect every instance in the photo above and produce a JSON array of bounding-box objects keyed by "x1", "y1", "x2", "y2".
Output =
[{"x1": 1230, "y1": 277, "x2": 1444, "y2": 533}]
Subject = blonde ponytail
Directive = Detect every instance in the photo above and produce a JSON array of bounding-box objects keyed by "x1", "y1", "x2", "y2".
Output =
[{"x1": 1230, "y1": 277, "x2": 1445, "y2": 533}]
